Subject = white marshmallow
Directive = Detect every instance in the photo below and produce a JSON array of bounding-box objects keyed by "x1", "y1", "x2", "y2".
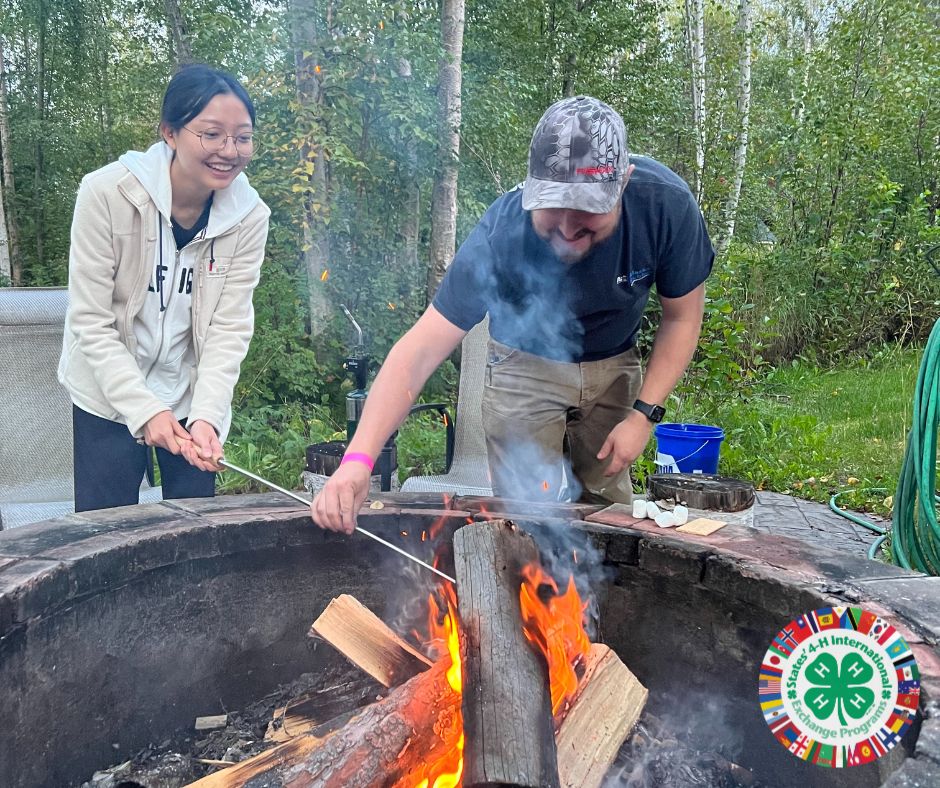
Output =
[
  {"x1": 655, "y1": 512, "x2": 677, "y2": 528},
  {"x1": 632, "y1": 499, "x2": 648, "y2": 518},
  {"x1": 646, "y1": 501, "x2": 662, "y2": 519},
  {"x1": 673, "y1": 505, "x2": 689, "y2": 525}
]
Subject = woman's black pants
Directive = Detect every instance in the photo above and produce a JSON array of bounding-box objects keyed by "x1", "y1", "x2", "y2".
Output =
[{"x1": 72, "y1": 405, "x2": 215, "y2": 513}]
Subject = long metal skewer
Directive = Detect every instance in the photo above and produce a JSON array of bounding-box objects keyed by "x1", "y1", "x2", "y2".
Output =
[{"x1": 218, "y1": 459, "x2": 455, "y2": 584}]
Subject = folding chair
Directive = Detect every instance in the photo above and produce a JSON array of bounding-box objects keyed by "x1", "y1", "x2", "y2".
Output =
[
  {"x1": 0, "y1": 287, "x2": 160, "y2": 529},
  {"x1": 401, "y1": 318, "x2": 493, "y2": 496}
]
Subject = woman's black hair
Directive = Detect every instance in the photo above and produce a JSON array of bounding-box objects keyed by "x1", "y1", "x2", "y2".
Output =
[{"x1": 160, "y1": 64, "x2": 256, "y2": 131}]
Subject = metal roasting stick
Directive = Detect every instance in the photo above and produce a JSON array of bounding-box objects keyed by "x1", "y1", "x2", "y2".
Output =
[{"x1": 217, "y1": 459, "x2": 456, "y2": 585}]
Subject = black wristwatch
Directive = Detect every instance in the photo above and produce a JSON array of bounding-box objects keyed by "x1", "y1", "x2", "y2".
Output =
[{"x1": 633, "y1": 399, "x2": 666, "y2": 424}]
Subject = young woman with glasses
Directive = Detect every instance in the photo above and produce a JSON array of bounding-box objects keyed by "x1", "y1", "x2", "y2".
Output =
[{"x1": 58, "y1": 64, "x2": 270, "y2": 512}]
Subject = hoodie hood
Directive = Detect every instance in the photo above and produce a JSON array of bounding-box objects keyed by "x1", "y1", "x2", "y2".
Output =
[{"x1": 119, "y1": 141, "x2": 261, "y2": 238}]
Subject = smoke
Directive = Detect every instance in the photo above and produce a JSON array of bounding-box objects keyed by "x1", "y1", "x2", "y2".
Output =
[{"x1": 479, "y1": 231, "x2": 584, "y2": 363}]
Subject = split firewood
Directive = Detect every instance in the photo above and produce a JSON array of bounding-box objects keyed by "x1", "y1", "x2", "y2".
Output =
[
  {"x1": 453, "y1": 519, "x2": 561, "y2": 788},
  {"x1": 186, "y1": 735, "x2": 325, "y2": 788},
  {"x1": 308, "y1": 594, "x2": 433, "y2": 688},
  {"x1": 556, "y1": 643, "x2": 648, "y2": 788}
]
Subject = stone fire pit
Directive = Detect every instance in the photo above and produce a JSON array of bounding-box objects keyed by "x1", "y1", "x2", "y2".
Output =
[{"x1": 0, "y1": 493, "x2": 937, "y2": 788}]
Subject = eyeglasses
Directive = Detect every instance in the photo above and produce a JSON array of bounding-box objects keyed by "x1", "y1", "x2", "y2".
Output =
[{"x1": 182, "y1": 126, "x2": 257, "y2": 157}]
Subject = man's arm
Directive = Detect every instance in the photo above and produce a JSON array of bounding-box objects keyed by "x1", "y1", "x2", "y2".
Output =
[
  {"x1": 311, "y1": 305, "x2": 468, "y2": 533},
  {"x1": 597, "y1": 283, "x2": 705, "y2": 475}
]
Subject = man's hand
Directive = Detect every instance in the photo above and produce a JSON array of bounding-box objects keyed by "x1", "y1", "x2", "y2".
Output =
[
  {"x1": 186, "y1": 420, "x2": 224, "y2": 472},
  {"x1": 311, "y1": 462, "x2": 372, "y2": 535},
  {"x1": 596, "y1": 410, "x2": 654, "y2": 477},
  {"x1": 144, "y1": 410, "x2": 192, "y2": 455}
]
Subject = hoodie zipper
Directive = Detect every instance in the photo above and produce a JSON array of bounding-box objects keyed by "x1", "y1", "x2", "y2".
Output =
[{"x1": 144, "y1": 220, "x2": 206, "y2": 377}]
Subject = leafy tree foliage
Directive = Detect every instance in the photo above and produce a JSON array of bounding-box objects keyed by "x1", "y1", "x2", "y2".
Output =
[{"x1": 1, "y1": 0, "x2": 937, "y2": 451}]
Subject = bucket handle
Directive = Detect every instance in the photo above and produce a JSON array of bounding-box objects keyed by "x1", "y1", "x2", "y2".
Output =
[{"x1": 674, "y1": 441, "x2": 710, "y2": 466}]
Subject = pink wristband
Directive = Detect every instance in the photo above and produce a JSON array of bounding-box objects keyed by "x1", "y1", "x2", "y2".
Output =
[{"x1": 341, "y1": 452, "x2": 375, "y2": 472}]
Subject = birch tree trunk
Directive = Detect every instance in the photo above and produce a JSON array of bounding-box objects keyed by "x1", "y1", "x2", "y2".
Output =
[
  {"x1": 164, "y1": 0, "x2": 195, "y2": 67},
  {"x1": 0, "y1": 158, "x2": 9, "y2": 282},
  {"x1": 715, "y1": 0, "x2": 753, "y2": 258},
  {"x1": 426, "y1": 0, "x2": 465, "y2": 302},
  {"x1": 685, "y1": 0, "x2": 706, "y2": 203},
  {"x1": 291, "y1": 0, "x2": 332, "y2": 335},
  {"x1": 795, "y1": 0, "x2": 816, "y2": 124},
  {"x1": 35, "y1": 0, "x2": 46, "y2": 271},
  {"x1": 397, "y1": 58, "x2": 421, "y2": 278},
  {"x1": 0, "y1": 37, "x2": 22, "y2": 285}
]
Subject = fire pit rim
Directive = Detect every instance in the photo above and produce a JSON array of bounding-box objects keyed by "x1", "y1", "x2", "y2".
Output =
[{"x1": 0, "y1": 492, "x2": 938, "y2": 788}]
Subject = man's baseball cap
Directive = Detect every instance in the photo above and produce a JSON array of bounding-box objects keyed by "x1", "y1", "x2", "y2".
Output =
[{"x1": 522, "y1": 96, "x2": 628, "y2": 214}]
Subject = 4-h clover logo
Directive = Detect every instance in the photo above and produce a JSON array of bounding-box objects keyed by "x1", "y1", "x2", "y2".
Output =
[
  {"x1": 760, "y1": 606, "x2": 921, "y2": 768},
  {"x1": 803, "y1": 652, "x2": 875, "y2": 725}
]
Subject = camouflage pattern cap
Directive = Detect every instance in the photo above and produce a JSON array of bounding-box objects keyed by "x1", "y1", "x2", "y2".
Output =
[{"x1": 522, "y1": 96, "x2": 628, "y2": 214}]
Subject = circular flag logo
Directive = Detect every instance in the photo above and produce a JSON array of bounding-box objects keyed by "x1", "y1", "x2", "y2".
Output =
[{"x1": 760, "y1": 606, "x2": 919, "y2": 767}]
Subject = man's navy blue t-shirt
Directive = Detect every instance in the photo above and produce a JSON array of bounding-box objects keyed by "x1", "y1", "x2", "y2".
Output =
[{"x1": 433, "y1": 155, "x2": 715, "y2": 363}]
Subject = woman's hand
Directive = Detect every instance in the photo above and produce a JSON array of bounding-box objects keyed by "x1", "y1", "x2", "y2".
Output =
[
  {"x1": 186, "y1": 420, "x2": 224, "y2": 472},
  {"x1": 143, "y1": 411, "x2": 192, "y2": 455}
]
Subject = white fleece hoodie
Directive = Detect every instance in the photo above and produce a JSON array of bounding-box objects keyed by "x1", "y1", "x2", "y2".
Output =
[
  {"x1": 58, "y1": 142, "x2": 270, "y2": 440},
  {"x1": 119, "y1": 143, "x2": 261, "y2": 424}
]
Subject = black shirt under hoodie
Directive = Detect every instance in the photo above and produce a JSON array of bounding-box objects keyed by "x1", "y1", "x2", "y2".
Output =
[{"x1": 171, "y1": 194, "x2": 213, "y2": 249}]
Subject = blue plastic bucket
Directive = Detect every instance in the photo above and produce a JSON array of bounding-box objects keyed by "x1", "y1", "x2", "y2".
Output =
[{"x1": 654, "y1": 423, "x2": 725, "y2": 474}]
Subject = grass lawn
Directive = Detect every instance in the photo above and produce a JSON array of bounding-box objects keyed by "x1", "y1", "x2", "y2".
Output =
[{"x1": 655, "y1": 345, "x2": 925, "y2": 513}]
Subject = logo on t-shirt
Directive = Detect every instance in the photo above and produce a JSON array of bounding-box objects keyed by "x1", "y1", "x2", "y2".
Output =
[{"x1": 617, "y1": 267, "x2": 652, "y2": 287}]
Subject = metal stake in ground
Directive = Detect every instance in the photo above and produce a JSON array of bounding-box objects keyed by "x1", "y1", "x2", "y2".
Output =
[{"x1": 217, "y1": 459, "x2": 455, "y2": 585}]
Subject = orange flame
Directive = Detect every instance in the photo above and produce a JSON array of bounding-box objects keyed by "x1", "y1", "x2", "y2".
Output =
[
  {"x1": 320, "y1": 269, "x2": 329, "y2": 281},
  {"x1": 428, "y1": 513, "x2": 449, "y2": 541},
  {"x1": 519, "y1": 564, "x2": 591, "y2": 717},
  {"x1": 413, "y1": 584, "x2": 463, "y2": 787}
]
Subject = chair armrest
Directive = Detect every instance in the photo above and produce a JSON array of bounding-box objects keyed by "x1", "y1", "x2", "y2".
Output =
[{"x1": 406, "y1": 403, "x2": 455, "y2": 473}]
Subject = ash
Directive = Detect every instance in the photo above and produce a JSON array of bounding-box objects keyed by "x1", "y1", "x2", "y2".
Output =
[
  {"x1": 78, "y1": 662, "x2": 382, "y2": 788},
  {"x1": 606, "y1": 710, "x2": 764, "y2": 788}
]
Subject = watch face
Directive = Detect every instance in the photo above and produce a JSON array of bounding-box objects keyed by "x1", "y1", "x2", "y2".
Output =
[{"x1": 634, "y1": 399, "x2": 665, "y2": 423}]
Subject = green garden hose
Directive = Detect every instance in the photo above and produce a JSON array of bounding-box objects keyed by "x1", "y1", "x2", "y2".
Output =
[
  {"x1": 828, "y1": 490, "x2": 887, "y2": 561},
  {"x1": 890, "y1": 317, "x2": 940, "y2": 575}
]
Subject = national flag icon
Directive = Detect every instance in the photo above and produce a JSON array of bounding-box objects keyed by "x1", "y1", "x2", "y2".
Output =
[
  {"x1": 886, "y1": 638, "x2": 910, "y2": 659},
  {"x1": 789, "y1": 733, "x2": 813, "y2": 759},
  {"x1": 897, "y1": 690, "x2": 919, "y2": 708},
  {"x1": 815, "y1": 608, "x2": 838, "y2": 629},
  {"x1": 880, "y1": 722, "x2": 904, "y2": 746},
  {"x1": 775, "y1": 720, "x2": 800, "y2": 744},
  {"x1": 857, "y1": 608, "x2": 878, "y2": 634},
  {"x1": 876, "y1": 622, "x2": 896, "y2": 646},
  {"x1": 813, "y1": 742, "x2": 836, "y2": 767},
  {"x1": 868, "y1": 733, "x2": 888, "y2": 758},
  {"x1": 886, "y1": 711, "x2": 906, "y2": 732},
  {"x1": 846, "y1": 742, "x2": 875, "y2": 766}
]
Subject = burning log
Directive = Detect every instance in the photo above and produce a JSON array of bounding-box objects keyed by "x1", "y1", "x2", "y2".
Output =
[
  {"x1": 556, "y1": 643, "x2": 648, "y2": 788},
  {"x1": 281, "y1": 660, "x2": 460, "y2": 787},
  {"x1": 309, "y1": 594, "x2": 433, "y2": 687},
  {"x1": 188, "y1": 663, "x2": 459, "y2": 788},
  {"x1": 453, "y1": 519, "x2": 561, "y2": 788}
]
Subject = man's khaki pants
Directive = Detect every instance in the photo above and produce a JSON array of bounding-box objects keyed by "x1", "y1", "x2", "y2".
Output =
[{"x1": 481, "y1": 339, "x2": 642, "y2": 504}]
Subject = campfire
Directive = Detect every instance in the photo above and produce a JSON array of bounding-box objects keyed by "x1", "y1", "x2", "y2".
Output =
[{"x1": 186, "y1": 518, "x2": 648, "y2": 787}]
